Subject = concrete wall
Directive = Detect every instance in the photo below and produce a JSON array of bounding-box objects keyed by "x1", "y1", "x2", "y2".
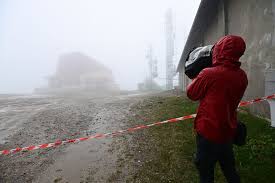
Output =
[
  {"x1": 179, "y1": 0, "x2": 275, "y2": 117},
  {"x1": 203, "y1": 0, "x2": 225, "y2": 45},
  {"x1": 225, "y1": 0, "x2": 275, "y2": 116},
  {"x1": 179, "y1": 71, "x2": 184, "y2": 90}
]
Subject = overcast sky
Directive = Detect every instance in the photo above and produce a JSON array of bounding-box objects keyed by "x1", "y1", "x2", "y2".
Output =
[{"x1": 0, "y1": 0, "x2": 200, "y2": 94}]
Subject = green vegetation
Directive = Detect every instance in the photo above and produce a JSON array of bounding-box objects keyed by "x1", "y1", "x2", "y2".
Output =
[{"x1": 126, "y1": 95, "x2": 275, "y2": 183}]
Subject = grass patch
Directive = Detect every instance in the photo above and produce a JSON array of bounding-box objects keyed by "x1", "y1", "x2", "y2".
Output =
[{"x1": 125, "y1": 95, "x2": 275, "y2": 183}]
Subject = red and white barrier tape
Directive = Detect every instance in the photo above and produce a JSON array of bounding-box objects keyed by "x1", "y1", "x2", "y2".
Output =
[
  {"x1": 1, "y1": 94, "x2": 274, "y2": 156},
  {"x1": 238, "y1": 94, "x2": 275, "y2": 107}
]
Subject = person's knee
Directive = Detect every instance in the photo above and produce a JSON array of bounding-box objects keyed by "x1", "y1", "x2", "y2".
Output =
[{"x1": 194, "y1": 154, "x2": 213, "y2": 172}]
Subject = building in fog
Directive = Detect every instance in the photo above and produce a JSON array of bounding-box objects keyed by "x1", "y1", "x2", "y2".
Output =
[
  {"x1": 177, "y1": 0, "x2": 275, "y2": 117},
  {"x1": 45, "y1": 52, "x2": 119, "y2": 93}
]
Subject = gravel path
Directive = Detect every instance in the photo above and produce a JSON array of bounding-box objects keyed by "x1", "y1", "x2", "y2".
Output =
[{"x1": 0, "y1": 93, "x2": 150, "y2": 183}]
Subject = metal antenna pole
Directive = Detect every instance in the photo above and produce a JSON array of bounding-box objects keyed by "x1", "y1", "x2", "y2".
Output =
[
  {"x1": 146, "y1": 45, "x2": 153, "y2": 90},
  {"x1": 165, "y1": 9, "x2": 175, "y2": 90}
]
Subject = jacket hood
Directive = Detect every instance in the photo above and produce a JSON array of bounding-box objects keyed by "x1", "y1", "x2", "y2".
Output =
[{"x1": 212, "y1": 35, "x2": 246, "y2": 67}]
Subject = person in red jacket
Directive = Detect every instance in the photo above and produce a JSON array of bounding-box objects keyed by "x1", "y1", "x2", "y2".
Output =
[{"x1": 187, "y1": 35, "x2": 248, "y2": 183}]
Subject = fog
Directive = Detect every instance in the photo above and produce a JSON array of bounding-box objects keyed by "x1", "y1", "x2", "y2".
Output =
[{"x1": 0, "y1": 0, "x2": 200, "y2": 94}]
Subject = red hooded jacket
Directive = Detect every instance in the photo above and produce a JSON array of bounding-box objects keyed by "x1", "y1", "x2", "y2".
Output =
[{"x1": 187, "y1": 35, "x2": 248, "y2": 144}]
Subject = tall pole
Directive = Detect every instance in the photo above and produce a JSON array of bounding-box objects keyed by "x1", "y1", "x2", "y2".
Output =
[
  {"x1": 146, "y1": 45, "x2": 153, "y2": 90},
  {"x1": 146, "y1": 45, "x2": 158, "y2": 90},
  {"x1": 165, "y1": 9, "x2": 175, "y2": 90}
]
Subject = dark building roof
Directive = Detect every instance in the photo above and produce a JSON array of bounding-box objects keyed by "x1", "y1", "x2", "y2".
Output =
[{"x1": 177, "y1": 0, "x2": 221, "y2": 72}]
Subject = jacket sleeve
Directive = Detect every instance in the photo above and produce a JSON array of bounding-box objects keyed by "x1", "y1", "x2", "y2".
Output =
[{"x1": 187, "y1": 70, "x2": 211, "y2": 101}]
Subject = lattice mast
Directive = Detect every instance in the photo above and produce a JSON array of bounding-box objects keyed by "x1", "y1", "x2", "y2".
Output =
[{"x1": 165, "y1": 9, "x2": 175, "y2": 90}]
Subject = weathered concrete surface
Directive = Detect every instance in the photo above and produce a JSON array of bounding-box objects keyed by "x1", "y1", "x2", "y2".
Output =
[{"x1": 178, "y1": 0, "x2": 275, "y2": 117}]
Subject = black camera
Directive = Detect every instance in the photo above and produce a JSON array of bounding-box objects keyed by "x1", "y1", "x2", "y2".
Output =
[{"x1": 184, "y1": 45, "x2": 214, "y2": 79}]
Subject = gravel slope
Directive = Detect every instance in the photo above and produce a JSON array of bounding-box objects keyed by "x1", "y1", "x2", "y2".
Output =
[{"x1": 0, "y1": 93, "x2": 150, "y2": 183}]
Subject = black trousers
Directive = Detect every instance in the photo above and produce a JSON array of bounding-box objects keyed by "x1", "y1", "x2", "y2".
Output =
[{"x1": 195, "y1": 134, "x2": 240, "y2": 183}]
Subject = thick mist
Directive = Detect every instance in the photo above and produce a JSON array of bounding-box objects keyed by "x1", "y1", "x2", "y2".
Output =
[{"x1": 0, "y1": 0, "x2": 200, "y2": 94}]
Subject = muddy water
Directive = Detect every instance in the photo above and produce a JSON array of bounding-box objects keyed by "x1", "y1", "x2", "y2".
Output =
[{"x1": 35, "y1": 140, "x2": 113, "y2": 183}]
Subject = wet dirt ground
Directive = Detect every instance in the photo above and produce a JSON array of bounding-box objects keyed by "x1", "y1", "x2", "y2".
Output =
[{"x1": 0, "y1": 93, "x2": 154, "y2": 183}]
